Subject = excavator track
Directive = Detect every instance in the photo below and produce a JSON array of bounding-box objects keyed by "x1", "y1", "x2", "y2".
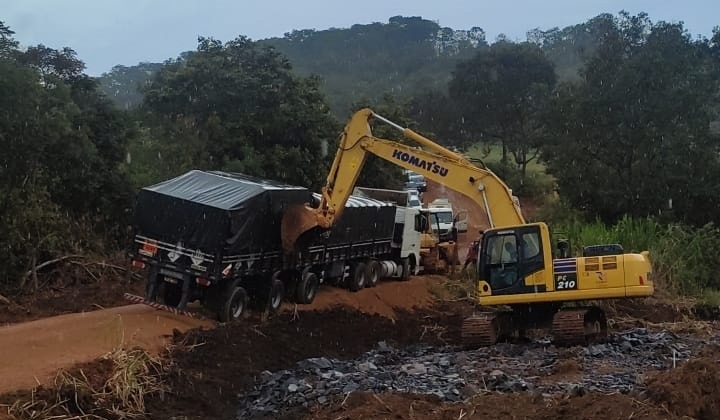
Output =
[
  {"x1": 461, "y1": 312, "x2": 516, "y2": 348},
  {"x1": 551, "y1": 306, "x2": 607, "y2": 346},
  {"x1": 461, "y1": 313, "x2": 498, "y2": 348}
]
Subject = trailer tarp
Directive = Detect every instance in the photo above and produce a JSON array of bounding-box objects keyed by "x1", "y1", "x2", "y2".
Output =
[{"x1": 133, "y1": 170, "x2": 311, "y2": 255}]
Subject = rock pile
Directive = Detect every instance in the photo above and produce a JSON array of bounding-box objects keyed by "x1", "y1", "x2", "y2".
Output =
[{"x1": 236, "y1": 328, "x2": 715, "y2": 419}]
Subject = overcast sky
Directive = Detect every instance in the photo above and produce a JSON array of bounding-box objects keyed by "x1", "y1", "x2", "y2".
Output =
[{"x1": 3, "y1": 1, "x2": 718, "y2": 76}]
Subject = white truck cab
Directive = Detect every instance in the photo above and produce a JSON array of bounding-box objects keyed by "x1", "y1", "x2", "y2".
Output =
[{"x1": 424, "y1": 198, "x2": 468, "y2": 241}]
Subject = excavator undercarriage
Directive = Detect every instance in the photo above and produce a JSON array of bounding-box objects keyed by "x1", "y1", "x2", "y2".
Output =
[{"x1": 461, "y1": 304, "x2": 608, "y2": 348}]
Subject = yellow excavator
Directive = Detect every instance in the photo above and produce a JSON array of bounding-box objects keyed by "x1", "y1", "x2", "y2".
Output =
[{"x1": 281, "y1": 108, "x2": 654, "y2": 346}]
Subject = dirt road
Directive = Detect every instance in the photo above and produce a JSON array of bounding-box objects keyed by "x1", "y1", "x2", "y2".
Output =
[{"x1": 0, "y1": 303, "x2": 212, "y2": 393}]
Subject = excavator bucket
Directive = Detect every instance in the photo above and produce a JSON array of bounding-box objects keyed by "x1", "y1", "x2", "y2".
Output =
[{"x1": 281, "y1": 203, "x2": 321, "y2": 255}]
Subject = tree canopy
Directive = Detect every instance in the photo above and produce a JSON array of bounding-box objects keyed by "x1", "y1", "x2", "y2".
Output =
[
  {"x1": 138, "y1": 36, "x2": 337, "y2": 189},
  {"x1": 448, "y1": 41, "x2": 556, "y2": 183},
  {"x1": 542, "y1": 13, "x2": 720, "y2": 224}
]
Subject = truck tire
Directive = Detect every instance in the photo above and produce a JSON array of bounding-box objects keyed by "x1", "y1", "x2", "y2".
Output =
[
  {"x1": 267, "y1": 274, "x2": 285, "y2": 312},
  {"x1": 348, "y1": 262, "x2": 367, "y2": 291},
  {"x1": 145, "y1": 271, "x2": 159, "y2": 301},
  {"x1": 408, "y1": 255, "x2": 418, "y2": 276},
  {"x1": 400, "y1": 258, "x2": 410, "y2": 281},
  {"x1": 296, "y1": 272, "x2": 319, "y2": 304},
  {"x1": 218, "y1": 284, "x2": 248, "y2": 323},
  {"x1": 158, "y1": 281, "x2": 182, "y2": 307},
  {"x1": 366, "y1": 261, "x2": 380, "y2": 288}
]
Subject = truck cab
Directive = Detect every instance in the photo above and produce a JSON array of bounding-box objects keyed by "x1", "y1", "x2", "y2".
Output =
[{"x1": 424, "y1": 198, "x2": 468, "y2": 241}]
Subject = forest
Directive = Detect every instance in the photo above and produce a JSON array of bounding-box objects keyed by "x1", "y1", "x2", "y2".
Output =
[{"x1": 1, "y1": 12, "x2": 720, "y2": 299}]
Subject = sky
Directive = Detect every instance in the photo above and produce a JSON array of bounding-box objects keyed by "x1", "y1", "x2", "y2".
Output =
[{"x1": 2, "y1": 0, "x2": 718, "y2": 76}]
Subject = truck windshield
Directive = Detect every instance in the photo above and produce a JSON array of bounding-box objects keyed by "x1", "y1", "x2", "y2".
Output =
[{"x1": 436, "y1": 211, "x2": 453, "y2": 224}]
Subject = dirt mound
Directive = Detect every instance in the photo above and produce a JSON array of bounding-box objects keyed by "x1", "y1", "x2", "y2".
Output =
[
  {"x1": 294, "y1": 276, "x2": 439, "y2": 319},
  {"x1": 536, "y1": 393, "x2": 677, "y2": 419},
  {"x1": 301, "y1": 391, "x2": 677, "y2": 420},
  {"x1": 644, "y1": 347, "x2": 720, "y2": 420},
  {"x1": 604, "y1": 296, "x2": 696, "y2": 324},
  {"x1": 152, "y1": 302, "x2": 470, "y2": 420},
  {"x1": 0, "y1": 271, "x2": 145, "y2": 325},
  {"x1": 1, "y1": 348, "x2": 165, "y2": 420}
]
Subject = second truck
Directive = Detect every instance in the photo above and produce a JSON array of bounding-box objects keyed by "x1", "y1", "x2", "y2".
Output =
[{"x1": 281, "y1": 108, "x2": 654, "y2": 347}]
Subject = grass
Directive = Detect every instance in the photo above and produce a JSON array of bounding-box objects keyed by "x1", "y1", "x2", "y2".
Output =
[
  {"x1": 462, "y1": 143, "x2": 556, "y2": 198},
  {"x1": 5, "y1": 348, "x2": 167, "y2": 420},
  {"x1": 464, "y1": 143, "x2": 548, "y2": 174}
]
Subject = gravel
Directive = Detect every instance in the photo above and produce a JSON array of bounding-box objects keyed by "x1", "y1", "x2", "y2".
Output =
[{"x1": 236, "y1": 328, "x2": 718, "y2": 419}]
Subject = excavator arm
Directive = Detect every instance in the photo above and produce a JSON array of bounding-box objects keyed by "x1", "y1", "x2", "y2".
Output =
[{"x1": 281, "y1": 108, "x2": 525, "y2": 253}]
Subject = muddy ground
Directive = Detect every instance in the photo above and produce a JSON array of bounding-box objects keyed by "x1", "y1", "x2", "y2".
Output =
[{"x1": 1, "y1": 270, "x2": 717, "y2": 420}]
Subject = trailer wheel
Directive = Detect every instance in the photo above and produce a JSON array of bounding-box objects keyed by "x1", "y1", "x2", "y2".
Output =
[
  {"x1": 296, "y1": 272, "x2": 319, "y2": 304},
  {"x1": 366, "y1": 261, "x2": 380, "y2": 288},
  {"x1": 400, "y1": 258, "x2": 411, "y2": 281},
  {"x1": 348, "y1": 262, "x2": 367, "y2": 291},
  {"x1": 158, "y1": 281, "x2": 182, "y2": 307},
  {"x1": 145, "y1": 272, "x2": 159, "y2": 301},
  {"x1": 218, "y1": 285, "x2": 248, "y2": 323},
  {"x1": 267, "y1": 274, "x2": 285, "y2": 312}
]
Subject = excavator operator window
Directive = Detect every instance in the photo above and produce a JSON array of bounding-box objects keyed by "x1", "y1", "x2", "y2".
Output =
[{"x1": 484, "y1": 233, "x2": 519, "y2": 290}]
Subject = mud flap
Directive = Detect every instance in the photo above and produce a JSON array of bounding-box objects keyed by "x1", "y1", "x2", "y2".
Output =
[{"x1": 123, "y1": 293, "x2": 197, "y2": 317}]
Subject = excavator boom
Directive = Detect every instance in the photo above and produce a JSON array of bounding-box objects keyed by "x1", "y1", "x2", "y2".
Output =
[{"x1": 280, "y1": 108, "x2": 524, "y2": 253}]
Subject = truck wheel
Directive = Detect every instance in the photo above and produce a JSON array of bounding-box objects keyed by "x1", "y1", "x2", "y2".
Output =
[
  {"x1": 218, "y1": 285, "x2": 248, "y2": 323},
  {"x1": 409, "y1": 255, "x2": 418, "y2": 276},
  {"x1": 145, "y1": 272, "x2": 159, "y2": 301},
  {"x1": 296, "y1": 272, "x2": 319, "y2": 304},
  {"x1": 400, "y1": 258, "x2": 410, "y2": 281},
  {"x1": 267, "y1": 274, "x2": 285, "y2": 312},
  {"x1": 158, "y1": 281, "x2": 182, "y2": 307},
  {"x1": 348, "y1": 262, "x2": 367, "y2": 291},
  {"x1": 366, "y1": 261, "x2": 380, "y2": 288}
]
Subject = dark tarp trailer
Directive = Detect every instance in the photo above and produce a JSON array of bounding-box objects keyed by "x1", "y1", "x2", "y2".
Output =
[
  {"x1": 133, "y1": 170, "x2": 398, "y2": 275},
  {"x1": 133, "y1": 170, "x2": 312, "y2": 260},
  {"x1": 129, "y1": 170, "x2": 403, "y2": 320}
]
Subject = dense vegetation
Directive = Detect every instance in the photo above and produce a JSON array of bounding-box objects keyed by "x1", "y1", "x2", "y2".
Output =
[{"x1": 2, "y1": 12, "x2": 720, "y2": 300}]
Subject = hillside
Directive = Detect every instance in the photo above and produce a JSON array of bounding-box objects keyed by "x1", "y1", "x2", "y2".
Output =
[{"x1": 97, "y1": 15, "x2": 590, "y2": 117}]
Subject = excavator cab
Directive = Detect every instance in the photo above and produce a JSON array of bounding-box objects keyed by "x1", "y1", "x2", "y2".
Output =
[{"x1": 477, "y1": 224, "x2": 548, "y2": 296}]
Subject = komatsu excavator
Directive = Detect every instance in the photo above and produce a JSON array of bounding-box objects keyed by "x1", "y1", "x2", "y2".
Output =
[{"x1": 281, "y1": 108, "x2": 654, "y2": 347}]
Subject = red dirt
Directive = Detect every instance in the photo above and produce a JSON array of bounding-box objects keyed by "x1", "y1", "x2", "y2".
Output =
[
  {"x1": 302, "y1": 391, "x2": 679, "y2": 420},
  {"x1": 293, "y1": 275, "x2": 440, "y2": 319},
  {"x1": 644, "y1": 345, "x2": 720, "y2": 420},
  {"x1": 0, "y1": 303, "x2": 212, "y2": 393},
  {"x1": 0, "y1": 269, "x2": 146, "y2": 326},
  {"x1": 0, "y1": 251, "x2": 714, "y2": 420}
]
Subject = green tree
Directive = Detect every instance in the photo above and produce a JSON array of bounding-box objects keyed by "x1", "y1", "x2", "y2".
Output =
[
  {"x1": 448, "y1": 41, "x2": 556, "y2": 182},
  {"x1": 262, "y1": 16, "x2": 486, "y2": 117},
  {"x1": 0, "y1": 28, "x2": 137, "y2": 289},
  {"x1": 344, "y1": 95, "x2": 419, "y2": 190},
  {"x1": 98, "y1": 62, "x2": 164, "y2": 110},
  {"x1": 0, "y1": 20, "x2": 18, "y2": 58},
  {"x1": 139, "y1": 36, "x2": 337, "y2": 189},
  {"x1": 543, "y1": 13, "x2": 720, "y2": 224}
]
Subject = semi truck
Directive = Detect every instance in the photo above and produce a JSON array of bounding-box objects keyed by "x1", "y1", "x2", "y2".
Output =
[
  {"x1": 127, "y1": 170, "x2": 422, "y2": 322},
  {"x1": 353, "y1": 187, "x2": 465, "y2": 273}
]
